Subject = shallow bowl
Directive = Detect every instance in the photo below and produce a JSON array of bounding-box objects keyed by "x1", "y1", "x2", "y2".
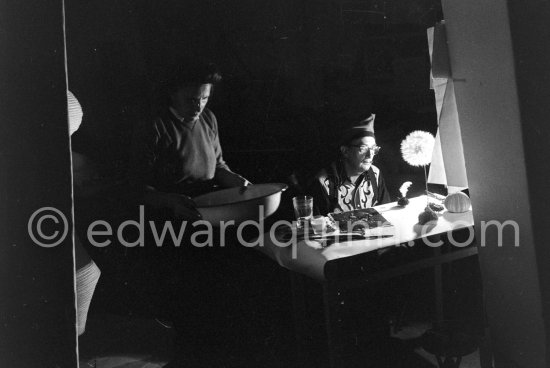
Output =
[{"x1": 193, "y1": 183, "x2": 288, "y2": 226}]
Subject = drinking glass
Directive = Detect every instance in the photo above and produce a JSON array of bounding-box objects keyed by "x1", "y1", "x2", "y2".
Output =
[
  {"x1": 292, "y1": 196, "x2": 313, "y2": 229},
  {"x1": 310, "y1": 215, "x2": 326, "y2": 234}
]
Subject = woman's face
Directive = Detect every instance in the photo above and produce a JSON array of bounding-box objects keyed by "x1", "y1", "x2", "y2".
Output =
[
  {"x1": 170, "y1": 83, "x2": 212, "y2": 122},
  {"x1": 341, "y1": 136, "x2": 378, "y2": 173}
]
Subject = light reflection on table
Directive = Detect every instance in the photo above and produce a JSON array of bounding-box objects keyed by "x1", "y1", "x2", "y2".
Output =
[{"x1": 255, "y1": 195, "x2": 474, "y2": 281}]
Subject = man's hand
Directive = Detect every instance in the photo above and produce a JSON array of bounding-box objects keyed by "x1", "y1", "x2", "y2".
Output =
[
  {"x1": 215, "y1": 168, "x2": 252, "y2": 188},
  {"x1": 166, "y1": 193, "x2": 202, "y2": 221},
  {"x1": 138, "y1": 189, "x2": 202, "y2": 221}
]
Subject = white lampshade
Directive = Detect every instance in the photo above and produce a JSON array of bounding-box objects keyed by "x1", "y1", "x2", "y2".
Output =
[{"x1": 67, "y1": 90, "x2": 83, "y2": 136}]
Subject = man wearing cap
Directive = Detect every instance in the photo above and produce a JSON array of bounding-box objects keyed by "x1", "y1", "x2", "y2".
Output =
[{"x1": 311, "y1": 114, "x2": 390, "y2": 215}]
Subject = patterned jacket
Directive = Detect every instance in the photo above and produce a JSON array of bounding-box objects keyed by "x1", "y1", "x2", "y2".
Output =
[{"x1": 311, "y1": 161, "x2": 390, "y2": 215}]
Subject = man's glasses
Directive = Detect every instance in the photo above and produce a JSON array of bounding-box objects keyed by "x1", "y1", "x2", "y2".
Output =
[{"x1": 348, "y1": 144, "x2": 381, "y2": 156}]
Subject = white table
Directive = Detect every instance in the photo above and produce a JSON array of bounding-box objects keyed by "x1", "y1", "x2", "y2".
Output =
[
  {"x1": 254, "y1": 195, "x2": 483, "y2": 368},
  {"x1": 256, "y1": 195, "x2": 475, "y2": 281}
]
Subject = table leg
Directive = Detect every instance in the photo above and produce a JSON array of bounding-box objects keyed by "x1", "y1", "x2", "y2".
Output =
[
  {"x1": 323, "y1": 284, "x2": 338, "y2": 368},
  {"x1": 289, "y1": 272, "x2": 308, "y2": 364},
  {"x1": 324, "y1": 283, "x2": 351, "y2": 368}
]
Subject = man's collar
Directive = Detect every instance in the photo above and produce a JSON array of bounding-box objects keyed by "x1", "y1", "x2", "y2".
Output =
[{"x1": 335, "y1": 160, "x2": 370, "y2": 183}]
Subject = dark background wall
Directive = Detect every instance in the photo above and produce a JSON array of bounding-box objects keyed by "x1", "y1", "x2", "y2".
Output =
[{"x1": 66, "y1": 0, "x2": 443, "y2": 198}]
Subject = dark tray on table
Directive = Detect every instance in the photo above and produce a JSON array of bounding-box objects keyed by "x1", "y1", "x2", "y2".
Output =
[{"x1": 329, "y1": 208, "x2": 392, "y2": 232}]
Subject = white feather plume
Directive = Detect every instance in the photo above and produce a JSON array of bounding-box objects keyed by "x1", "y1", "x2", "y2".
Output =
[{"x1": 399, "y1": 181, "x2": 413, "y2": 198}]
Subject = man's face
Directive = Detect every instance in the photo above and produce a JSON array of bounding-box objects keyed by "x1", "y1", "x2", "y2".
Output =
[
  {"x1": 170, "y1": 83, "x2": 212, "y2": 122},
  {"x1": 342, "y1": 136, "x2": 378, "y2": 173}
]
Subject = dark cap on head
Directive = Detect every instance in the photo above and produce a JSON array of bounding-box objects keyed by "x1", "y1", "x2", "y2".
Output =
[{"x1": 338, "y1": 113, "x2": 376, "y2": 146}]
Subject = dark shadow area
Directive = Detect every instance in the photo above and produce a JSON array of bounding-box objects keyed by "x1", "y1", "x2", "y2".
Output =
[{"x1": 67, "y1": 0, "x2": 441, "y2": 200}]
